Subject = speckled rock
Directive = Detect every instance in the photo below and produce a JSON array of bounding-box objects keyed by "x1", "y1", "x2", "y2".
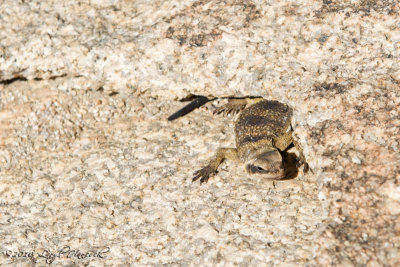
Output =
[{"x1": 1, "y1": 0, "x2": 399, "y2": 266}]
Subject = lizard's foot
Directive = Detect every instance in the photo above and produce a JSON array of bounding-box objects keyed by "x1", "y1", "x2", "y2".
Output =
[
  {"x1": 296, "y1": 158, "x2": 310, "y2": 173},
  {"x1": 213, "y1": 102, "x2": 247, "y2": 116},
  {"x1": 192, "y1": 165, "x2": 217, "y2": 184}
]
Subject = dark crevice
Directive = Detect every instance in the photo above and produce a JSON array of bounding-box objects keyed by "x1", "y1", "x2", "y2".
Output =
[
  {"x1": 108, "y1": 91, "x2": 119, "y2": 96},
  {"x1": 34, "y1": 73, "x2": 68, "y2": 81},
  {"x1": 49, "y1": 73, "x2": 68, "y2": 80},
  {"x1": 0, "y1": 76, "x2": 28, "y2": 85},
  {"x1": 1, "y1": 73, "x2": 79, "y2": 85}
]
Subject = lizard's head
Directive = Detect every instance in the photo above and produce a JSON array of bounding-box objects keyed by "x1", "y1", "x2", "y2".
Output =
[{"x1": 245, "y1": 149, "x2": 285, "y2": 179}]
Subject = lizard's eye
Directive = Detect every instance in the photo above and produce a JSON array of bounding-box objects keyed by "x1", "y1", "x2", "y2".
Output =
[{"x1": 247, "y1": 164, "x2": 266, "y2": 173}]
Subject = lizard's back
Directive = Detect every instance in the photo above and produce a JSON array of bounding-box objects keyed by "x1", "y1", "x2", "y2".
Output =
[{"x1": 235, "y1": 100, "x2": 293, "y2": 159}]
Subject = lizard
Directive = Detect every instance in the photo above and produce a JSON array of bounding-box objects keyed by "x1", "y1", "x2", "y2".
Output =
[{"x1": 187, "y1": 97, "x2": 307, "y2": 183}]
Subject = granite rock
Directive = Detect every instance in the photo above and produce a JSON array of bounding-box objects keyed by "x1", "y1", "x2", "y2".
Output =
[{"x1": 0, "y1": 0, "x2": 399, "y2": 266}]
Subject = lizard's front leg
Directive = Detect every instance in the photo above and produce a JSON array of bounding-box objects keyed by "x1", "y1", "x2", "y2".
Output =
[
  {"x1": 291, "y1": 138, "x2": 310, "y2": 173},
  {"x1": 193, "y1": 148, "x2": 239, "y2": 183}
]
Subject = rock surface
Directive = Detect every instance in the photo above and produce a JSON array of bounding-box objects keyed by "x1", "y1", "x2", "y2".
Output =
[{"x1": 1, "y1": 0, "x2": 399, "y2": 266}]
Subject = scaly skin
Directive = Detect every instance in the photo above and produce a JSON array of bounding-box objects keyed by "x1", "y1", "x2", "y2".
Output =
[{"x1": 193, "y1": 98, "x2": 305, "y2": 183}]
